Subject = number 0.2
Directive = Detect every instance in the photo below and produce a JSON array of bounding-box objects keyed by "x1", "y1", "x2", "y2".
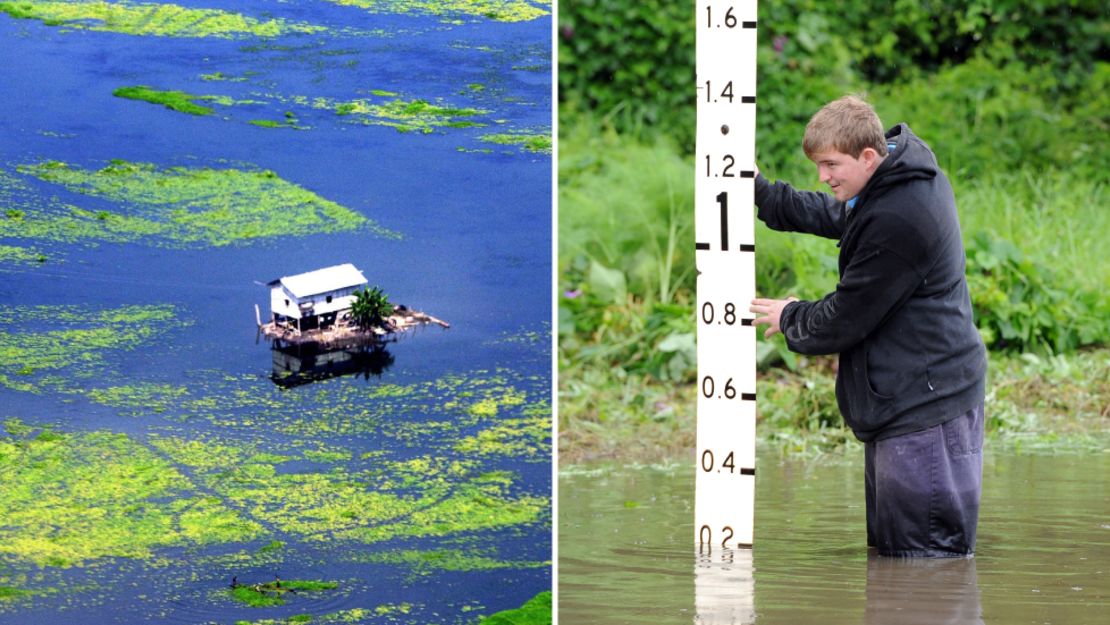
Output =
[{"x1": 699, "y1": 524, "x2": 735, "y2": 547}]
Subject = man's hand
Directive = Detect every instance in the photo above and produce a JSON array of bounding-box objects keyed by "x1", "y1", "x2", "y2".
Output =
[{"x1": 749, "y1": 297, "x2": 799, "y2": 339}]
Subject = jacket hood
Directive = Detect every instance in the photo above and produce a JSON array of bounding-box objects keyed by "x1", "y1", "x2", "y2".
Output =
[{"x1": 861, "y1": 124, "x2": 939, "y2": 200}]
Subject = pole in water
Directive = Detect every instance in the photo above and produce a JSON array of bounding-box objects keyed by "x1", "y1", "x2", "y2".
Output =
[{"x1": 694, "y1": 0, "x2": 759, "y2": 550}]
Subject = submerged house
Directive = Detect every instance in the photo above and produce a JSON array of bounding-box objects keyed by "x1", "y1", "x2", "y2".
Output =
[{"x1": 267, "y1": 263, "x2": 368, "y2": 334}]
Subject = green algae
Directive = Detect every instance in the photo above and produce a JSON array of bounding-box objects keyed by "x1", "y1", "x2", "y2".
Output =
[
  {"x1": 323, "y1": 0, "x2": 548, "y2": 23},
  {"x1": 0, "y1": 1, "x2": 326, "y2": 39},
  {"x1": 0, "y1": 244, "x2": 46, "y2": 264},
  {"x1": 249, "y1": 118, "x2": 303, "y2": 129},
  {"x1": 200, "y1": 72, "x2": 249, "y2": 82},
  {"x1": 292, "y1": 94, "x2": 487, "y2": 134},
  {"x1": 229, "y1": 579, "x2": 338, "y2": 607},
  {"x1": 479, "y1": 591, "x2": 551, "y2": 625},
  {"x1": 303, "y1": 447, "x2": 352, "y2": 463},
  {"x1": 0, "y1": 586, "x2": 32, "y2": 601},
  {"x1": 0, "y1": 304, "x2": 179, "y2": 393},
  {"x1": 88, "y1": 383, "x2": 189, "y2": 413},
  {"x1": 8, "y1": 159, "x2": 396, "y2": 247},
  {"x1": 233, "y1": 605, "x2": 415, "y2": 625},
  {"x1": 112, "y1": 85, "x2": 262, "y2": 116},
  {"x1": 455, "y1": 410, "x2": 550, "y2": 460},
  {"x1": 478, "y1": 132, "x2": 552, "y2": 154},
  {"x1": 366, "y1": 548, "x2": 547, "y2": 578},
  {"x1": 112, "y1": 85, "x2": 214, "y2": 116},
  {"x1": 0, "y1": 428, "x2": 262, "y2": 567}
]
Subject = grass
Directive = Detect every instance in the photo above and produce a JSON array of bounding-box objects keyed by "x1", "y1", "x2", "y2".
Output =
[{"x1": 559, "y1": 348, "x2": 1110, "y2": 465}]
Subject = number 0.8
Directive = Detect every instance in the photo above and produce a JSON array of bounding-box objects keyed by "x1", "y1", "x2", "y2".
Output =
[{"x1": 700, "y1": 302, "x2": 736, "y2": 325}]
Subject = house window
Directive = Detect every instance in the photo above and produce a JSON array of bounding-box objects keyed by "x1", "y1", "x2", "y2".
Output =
[
  {"x1": 326, "y1": 295, "x2": 333, "y2": 304},
  {"x1": 285, "y1": 299, "x2": 290, "y2": 307}
]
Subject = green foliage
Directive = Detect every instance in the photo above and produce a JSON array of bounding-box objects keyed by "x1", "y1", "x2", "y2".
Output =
[
  {"x1": 350, "y1": 286, "x2": 393, "y2": 328},
  {"x1": 872, "y1": 58, "x2": 1109, "y2": 180},
  {"x1": 966, "y1": 231, "x2": 1107, "y2": 354},
  {"x1": 558, "y1": 0, "x2": 1110, "y2": 462},
  {"x1": 558, "y1": 0, "x2": 695, "y2": 148},
  {"x1": 559, "y1": 0, "x2": 1107, "y2": 155}
]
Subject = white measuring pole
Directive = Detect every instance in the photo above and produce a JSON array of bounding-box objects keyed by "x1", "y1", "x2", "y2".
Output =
[{"x1": 694, "y1": 0, "x2": 758, "y2": 549}]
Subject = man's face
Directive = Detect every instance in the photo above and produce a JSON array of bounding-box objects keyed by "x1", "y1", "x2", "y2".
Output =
[{"x1": 811, "y1": 148, "x2": 880, "y2": 202}]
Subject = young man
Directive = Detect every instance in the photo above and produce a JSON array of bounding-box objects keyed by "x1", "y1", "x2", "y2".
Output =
[{"x1": 749, "y1": 95, "x2": 987, "y2": 557}]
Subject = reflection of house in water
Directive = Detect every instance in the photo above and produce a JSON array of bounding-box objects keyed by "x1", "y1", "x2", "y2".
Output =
[
  {"x1": 267, "y1": 263, "x2": 366, "y2": 335},
  {"x1": 270, "y1": 343, "x2": 394, "y2": 388}
]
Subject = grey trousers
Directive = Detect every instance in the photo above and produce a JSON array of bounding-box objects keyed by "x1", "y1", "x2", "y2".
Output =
[{"x1": 865, "y1": 403, "x2": 984, "y2": 557}]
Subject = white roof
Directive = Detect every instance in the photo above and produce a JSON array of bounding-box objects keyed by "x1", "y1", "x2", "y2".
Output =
[{"x1": 271, "y1": 263, "x2": 367, "y2": 298}]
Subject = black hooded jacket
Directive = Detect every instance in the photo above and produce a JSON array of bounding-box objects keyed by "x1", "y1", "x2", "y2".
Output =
[{"x1": 754, "y1": 124, "x2": 986, "y2": 442}]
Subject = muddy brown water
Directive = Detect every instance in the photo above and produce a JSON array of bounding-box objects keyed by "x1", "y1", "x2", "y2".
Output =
[{"x1": 559, "y1": 450, "x2": 1109, "y2": 624}]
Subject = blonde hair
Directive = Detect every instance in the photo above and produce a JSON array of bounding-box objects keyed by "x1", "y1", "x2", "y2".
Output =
[{"x1": 802, "y1": 95, "x2": 887, "y2": 159}]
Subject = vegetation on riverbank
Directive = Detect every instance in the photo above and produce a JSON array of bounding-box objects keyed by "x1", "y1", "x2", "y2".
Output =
[{"x1": 558, "y1": 1, "x2": 1109, "y2": 465}]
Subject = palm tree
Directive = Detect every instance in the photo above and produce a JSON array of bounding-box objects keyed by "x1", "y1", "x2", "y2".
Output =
[{"x1": 350, "y1": 286, "x2": 393, "y2": 328}]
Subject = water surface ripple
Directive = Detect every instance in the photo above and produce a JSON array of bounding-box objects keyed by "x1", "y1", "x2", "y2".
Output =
[{"x1": 559, "y1": 451, "x2": 1109, "y2": 625}]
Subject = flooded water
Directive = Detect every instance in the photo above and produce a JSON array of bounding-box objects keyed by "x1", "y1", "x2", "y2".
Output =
[
  {"x1": 559, "y1": 450, "x2": 1110, "y2": 625},
  {"x1": 0, "y1": 2, "x2": 550, "y2": 624}
]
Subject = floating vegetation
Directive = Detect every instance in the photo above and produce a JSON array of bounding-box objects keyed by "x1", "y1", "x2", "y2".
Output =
[
  {"x1": 322, "y1": 0, "x2": 549, "y2": 23},
  {"x1": 112, "y1": 85, "x2": 215, "y2": 115},
  {"x1": 0, "y1": 427, "x2": 262, "y2": 567},
  {"x1": 0, "y1": 244, "x2": 46, "y2": 264},
  {"x1": 455, "y1": 407, "x2": 551, "y2": 460},
  {"x1": 0, "y1": 586, "x2": 33, "y2": 602},
  {"x1": 0, "y1": 304, "x2": 180, "y2": 393},
  {"x1": 8, "y1": 159, "x2": 396, "y2": 247},
  {"x1": 366, "y1": 548, "x2": 547, "y2": 578},
  {"x1": 88, "y1": 383, "x2": 190, "y2": 413},
  {"x1": 479, "y1": 132, "x2": 552, "y2": 154},
  {"x1": 228, "y1": 578, "x2": 339, "y2": 607},
  {"x1": 0, "y1": 1, "x2": 326, "y2": 39},
  {"x1": 304, "y1": 95, "x2": 487, "y2": 134},
  {"x1": 480, "y1": 591, "x2": 551, "y2": 625},
  {"x1": 232, "y1": 605, "x2": 416, "y2": 625}
]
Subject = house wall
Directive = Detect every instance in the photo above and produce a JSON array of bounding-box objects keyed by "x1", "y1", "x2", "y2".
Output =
[{"x1": 270, "y1": 285, "x2": 362, "y2": 320}]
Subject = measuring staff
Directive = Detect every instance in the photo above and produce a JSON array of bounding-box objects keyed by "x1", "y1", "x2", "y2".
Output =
[{"x1": 694, "y1": 0, "x2": 759, "y2": 549}]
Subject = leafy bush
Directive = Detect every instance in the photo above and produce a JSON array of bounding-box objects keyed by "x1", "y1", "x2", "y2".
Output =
[
  {"x1": 966, "y1": 231, "x2": 1107, "y2": 353},
  {"x1": 559, "y1": 0, "x2": 1107, "y2": 164}
]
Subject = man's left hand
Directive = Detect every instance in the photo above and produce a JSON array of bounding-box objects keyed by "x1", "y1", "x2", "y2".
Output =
[{"x1": 750, "y1": 297, "x2": 799, "y2": 339}]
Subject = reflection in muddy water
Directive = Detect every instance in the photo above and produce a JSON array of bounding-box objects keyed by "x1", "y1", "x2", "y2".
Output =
[
  {"x1": 269, "y1": 343, "x2": 395, "y2": 388},
  {"x1": 864, "y1": 556, "x2": 982, "y2": 625},
  {"x1": 559, "y1": 452, "x2": 1110, "y2": 625},
  {"x1": 694, "y1": 547, "x2": 755, "y2": 625}
]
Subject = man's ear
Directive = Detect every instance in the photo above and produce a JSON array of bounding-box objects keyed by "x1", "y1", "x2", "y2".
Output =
[{"x1": 860, "y1": 147, "x2": 881, "y2": 170}]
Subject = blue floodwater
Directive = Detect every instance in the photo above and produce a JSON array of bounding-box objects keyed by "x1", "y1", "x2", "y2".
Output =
[{"x1": 0, "y1": 2, "x2": 550, "y2": 624}]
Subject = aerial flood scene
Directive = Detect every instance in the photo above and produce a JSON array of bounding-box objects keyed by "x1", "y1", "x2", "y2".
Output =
[{"x1": 0, "y1": 1, "x2": 551, "y2": 624}]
